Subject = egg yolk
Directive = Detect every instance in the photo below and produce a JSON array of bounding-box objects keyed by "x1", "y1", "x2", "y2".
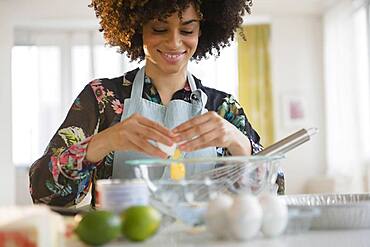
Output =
[{"x1": 170, "y1": 148, "x2": 185, "y2": 181}]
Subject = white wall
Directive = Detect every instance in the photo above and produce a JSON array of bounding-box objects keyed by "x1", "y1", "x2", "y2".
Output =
[
  {"x1": 270, "y1": 16, "x2": 326, "y2": 194},
  {"x1": 0, "y1": 2, "x2": 15, "y2": 206}
]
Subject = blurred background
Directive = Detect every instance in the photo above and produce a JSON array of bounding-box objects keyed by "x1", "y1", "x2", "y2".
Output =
[{"x1": 0, "y1": 0, "x2": 369, "y2": 206}]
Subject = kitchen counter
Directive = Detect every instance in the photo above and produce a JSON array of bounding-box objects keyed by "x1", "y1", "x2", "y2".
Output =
[{"x1": 97, "y1": 223, "x2": 370, "y2": 247}]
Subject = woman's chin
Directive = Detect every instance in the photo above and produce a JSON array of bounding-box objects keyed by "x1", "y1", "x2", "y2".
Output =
[{"x1": 159, "y1": 63, "x2": 187, "y2": 74}]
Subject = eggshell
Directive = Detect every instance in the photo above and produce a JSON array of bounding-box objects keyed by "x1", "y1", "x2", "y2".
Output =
[
  {"x1": 157, "y1": 142, "x2": 177, "y2": 157},
  {"x1": 259, "y1": 194, "x2": 288, "y2": 238},
  {"x1": 205, "y1": 194, "x2": 233, "y2": 239},
  {"x1": 227, "y1": 194, "x2": 262, "y2": 241}
]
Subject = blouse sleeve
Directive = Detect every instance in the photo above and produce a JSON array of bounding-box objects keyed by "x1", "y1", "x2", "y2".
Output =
[
  {"x1": 29, "y1": 84, "x2": 101, "y2": 207},
  {"x1": 216, "y1": 95, "x2": 263, "y2": 155}
]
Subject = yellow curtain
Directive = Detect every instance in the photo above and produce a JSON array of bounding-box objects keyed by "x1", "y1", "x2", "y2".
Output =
[{"x1": 237, "y1": 25, "x2": 274, "y2": 146}]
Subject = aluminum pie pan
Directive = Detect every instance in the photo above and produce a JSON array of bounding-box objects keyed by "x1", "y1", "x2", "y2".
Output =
[{"x1": 282, "y1": 193, "x2": 370, "y2": 230}]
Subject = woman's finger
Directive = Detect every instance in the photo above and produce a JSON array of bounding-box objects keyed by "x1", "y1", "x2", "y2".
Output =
[
  {"x1": 174, "y1": 120, "x2": 217, "y2": 143},
  {"x1": 172, "y1": 111, "x2": 215, "y2": 133},
  {"x1": 126, "y1": 131, "x2": 168, "y2": 158},
  {"x1": 139, "y1": 124, "x2": 174, "y2": 146},
  {"x1": 179, "y1": 129, "x2": 219, "y2": 152},
  {"x1": 136, "y1": 114, "x2": 175, "y2": 138}
]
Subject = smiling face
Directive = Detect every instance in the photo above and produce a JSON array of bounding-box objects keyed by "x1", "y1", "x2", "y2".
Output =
[{"x1": 142, "y1": 4, "x2": 201, "y2": 76}]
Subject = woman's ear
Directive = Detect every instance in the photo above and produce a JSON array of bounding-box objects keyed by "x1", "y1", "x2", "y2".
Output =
[{"x1": 198, "y1": 29, "x2": 202, "y2": 37}]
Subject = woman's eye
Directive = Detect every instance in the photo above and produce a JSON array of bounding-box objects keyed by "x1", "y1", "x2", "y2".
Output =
[
  {"x1": 181, "y1": 30, "x2": 194, "y2": 35},
  {"x1": 153, "y1": 28, "x2": 167, "y2": 33}
]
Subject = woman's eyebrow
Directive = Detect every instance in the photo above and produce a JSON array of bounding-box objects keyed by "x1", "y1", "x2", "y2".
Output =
[
  {"x1": 181, "y1": 19, "x2": 199, "y2": 25},
  {"x1": 155, "y1": 19, "x2": 198, "y2": 24}
]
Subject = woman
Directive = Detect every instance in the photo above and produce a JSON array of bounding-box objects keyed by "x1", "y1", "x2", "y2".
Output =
[{"x1": 29, "y1": 0, "x2": 277, "y2": 207}]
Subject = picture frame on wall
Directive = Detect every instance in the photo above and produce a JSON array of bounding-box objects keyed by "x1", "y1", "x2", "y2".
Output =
[{"x1": 282, "y1": 94, "x2": 306, "y2": 128}]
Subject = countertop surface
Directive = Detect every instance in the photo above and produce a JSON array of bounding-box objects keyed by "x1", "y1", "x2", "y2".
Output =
[{"x1": 92, "y1": 223, "x2": 370, "y2": 247}]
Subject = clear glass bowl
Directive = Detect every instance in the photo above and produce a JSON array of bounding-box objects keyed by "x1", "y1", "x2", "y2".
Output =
[{"x1": 125, "y1": 155, "x2": 284, "y2": 226}]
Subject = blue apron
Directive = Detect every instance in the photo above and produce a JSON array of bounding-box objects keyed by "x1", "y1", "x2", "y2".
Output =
[{"x1": 112, "y1": 67, "x2": 217, "y2": 180}]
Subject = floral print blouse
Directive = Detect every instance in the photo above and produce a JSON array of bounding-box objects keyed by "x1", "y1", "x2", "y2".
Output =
[{"x1": 29, "y1": 68, "x2": 281, "y2": 207}]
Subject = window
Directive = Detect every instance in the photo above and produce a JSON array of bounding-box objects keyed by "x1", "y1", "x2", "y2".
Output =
[
  {"x1": 353, "y1": 5, "x2": 370, "y2": 160},
  {"x1": 11, "y1": 30, "x2": 137, "y2": 166},
  {"x1": 12, "y1": 46, "x2": 61, "y2": 165},
  {"x1": 323, "y1": 0, "x2": 370, "y2": 177}
]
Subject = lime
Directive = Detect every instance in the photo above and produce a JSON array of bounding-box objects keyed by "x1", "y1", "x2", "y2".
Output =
[
  {"x1": 75, "y1": 210, "x2": 121, "y2": 246},
  {"x1": 120, "y1": 206, "x2": 161, "y2": 242}
]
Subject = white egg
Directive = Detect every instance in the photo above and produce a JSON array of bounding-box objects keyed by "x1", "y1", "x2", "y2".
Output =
[
  {"x1": 227, "y1": 194, "x2": 262, "y2": 241},
  {"x1": 259, "y1": 194, "x2": 288, "y2": 238},
  {"x1": 157, "y1": 142, "x2": 177, "y2": 157},
  {"x1": 205, "y1": 193, "x2": 233, "y2": 239}
]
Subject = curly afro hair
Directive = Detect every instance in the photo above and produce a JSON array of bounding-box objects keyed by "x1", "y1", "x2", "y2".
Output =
[{"x1": 90, "y1": 0, "x2": 252, "y2": 61}]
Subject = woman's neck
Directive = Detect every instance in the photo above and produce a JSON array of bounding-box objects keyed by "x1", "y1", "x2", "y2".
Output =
[{"x1": 144, "y1": 62, "x2": 188, "y2": 102}]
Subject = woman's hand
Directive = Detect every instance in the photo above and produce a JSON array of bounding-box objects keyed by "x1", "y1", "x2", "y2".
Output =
[
  {"x1": 86, "y1": 113, "x2": 174, "y2": 162},
  {"x1": 172, "y1": 111, "x2": 252, "y2": 156}
]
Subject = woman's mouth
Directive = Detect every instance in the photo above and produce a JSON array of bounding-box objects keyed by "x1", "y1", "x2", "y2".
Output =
[{"x1": 159, "y1": 50, "x2": 186, "y2": 64}]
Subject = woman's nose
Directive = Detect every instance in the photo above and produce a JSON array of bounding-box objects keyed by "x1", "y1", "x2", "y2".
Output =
[{"x1": 166, "y1": 30, "x2": 182, "y2": 48}]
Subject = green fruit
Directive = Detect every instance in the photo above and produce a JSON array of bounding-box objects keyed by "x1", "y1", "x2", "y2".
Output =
[
  {"x1": 120, "y1": 206, "x2": 161, "y2": 242},
  {"x1": 75, "y1": 210, "x2": 121, "y2": 246}
]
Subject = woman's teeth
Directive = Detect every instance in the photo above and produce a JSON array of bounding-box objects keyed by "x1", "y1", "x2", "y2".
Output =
[
  {"x1": 164, "y1": 53, "x2": 182, "y2": 58},
  {"x1": 161, "y1": 52, "x2": 185, "y2": 63}
]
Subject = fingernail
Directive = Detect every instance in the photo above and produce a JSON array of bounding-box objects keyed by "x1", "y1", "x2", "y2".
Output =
[{"x1": 179, "y1": 144, "x2": 187, "y2": 151}]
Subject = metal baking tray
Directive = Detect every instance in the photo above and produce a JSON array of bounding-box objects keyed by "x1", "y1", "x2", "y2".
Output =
[
  {"x1": 282, "y1": 193, "x2": 370, "y2": 230},
  {"x1": 285, "y1": 206, "x2": 320, "y2": 234}
]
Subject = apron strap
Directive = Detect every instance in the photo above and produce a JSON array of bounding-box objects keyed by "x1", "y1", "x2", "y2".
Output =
[
  {"x1": 187, "y1": 71, "x2": 197, "y2": 92},
  {"x1": 127, "y1": 66, "x2": 208, "y2": 111},
  {"x1": 130, "y1": 66, "x2": 146, "y2": 100}
]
